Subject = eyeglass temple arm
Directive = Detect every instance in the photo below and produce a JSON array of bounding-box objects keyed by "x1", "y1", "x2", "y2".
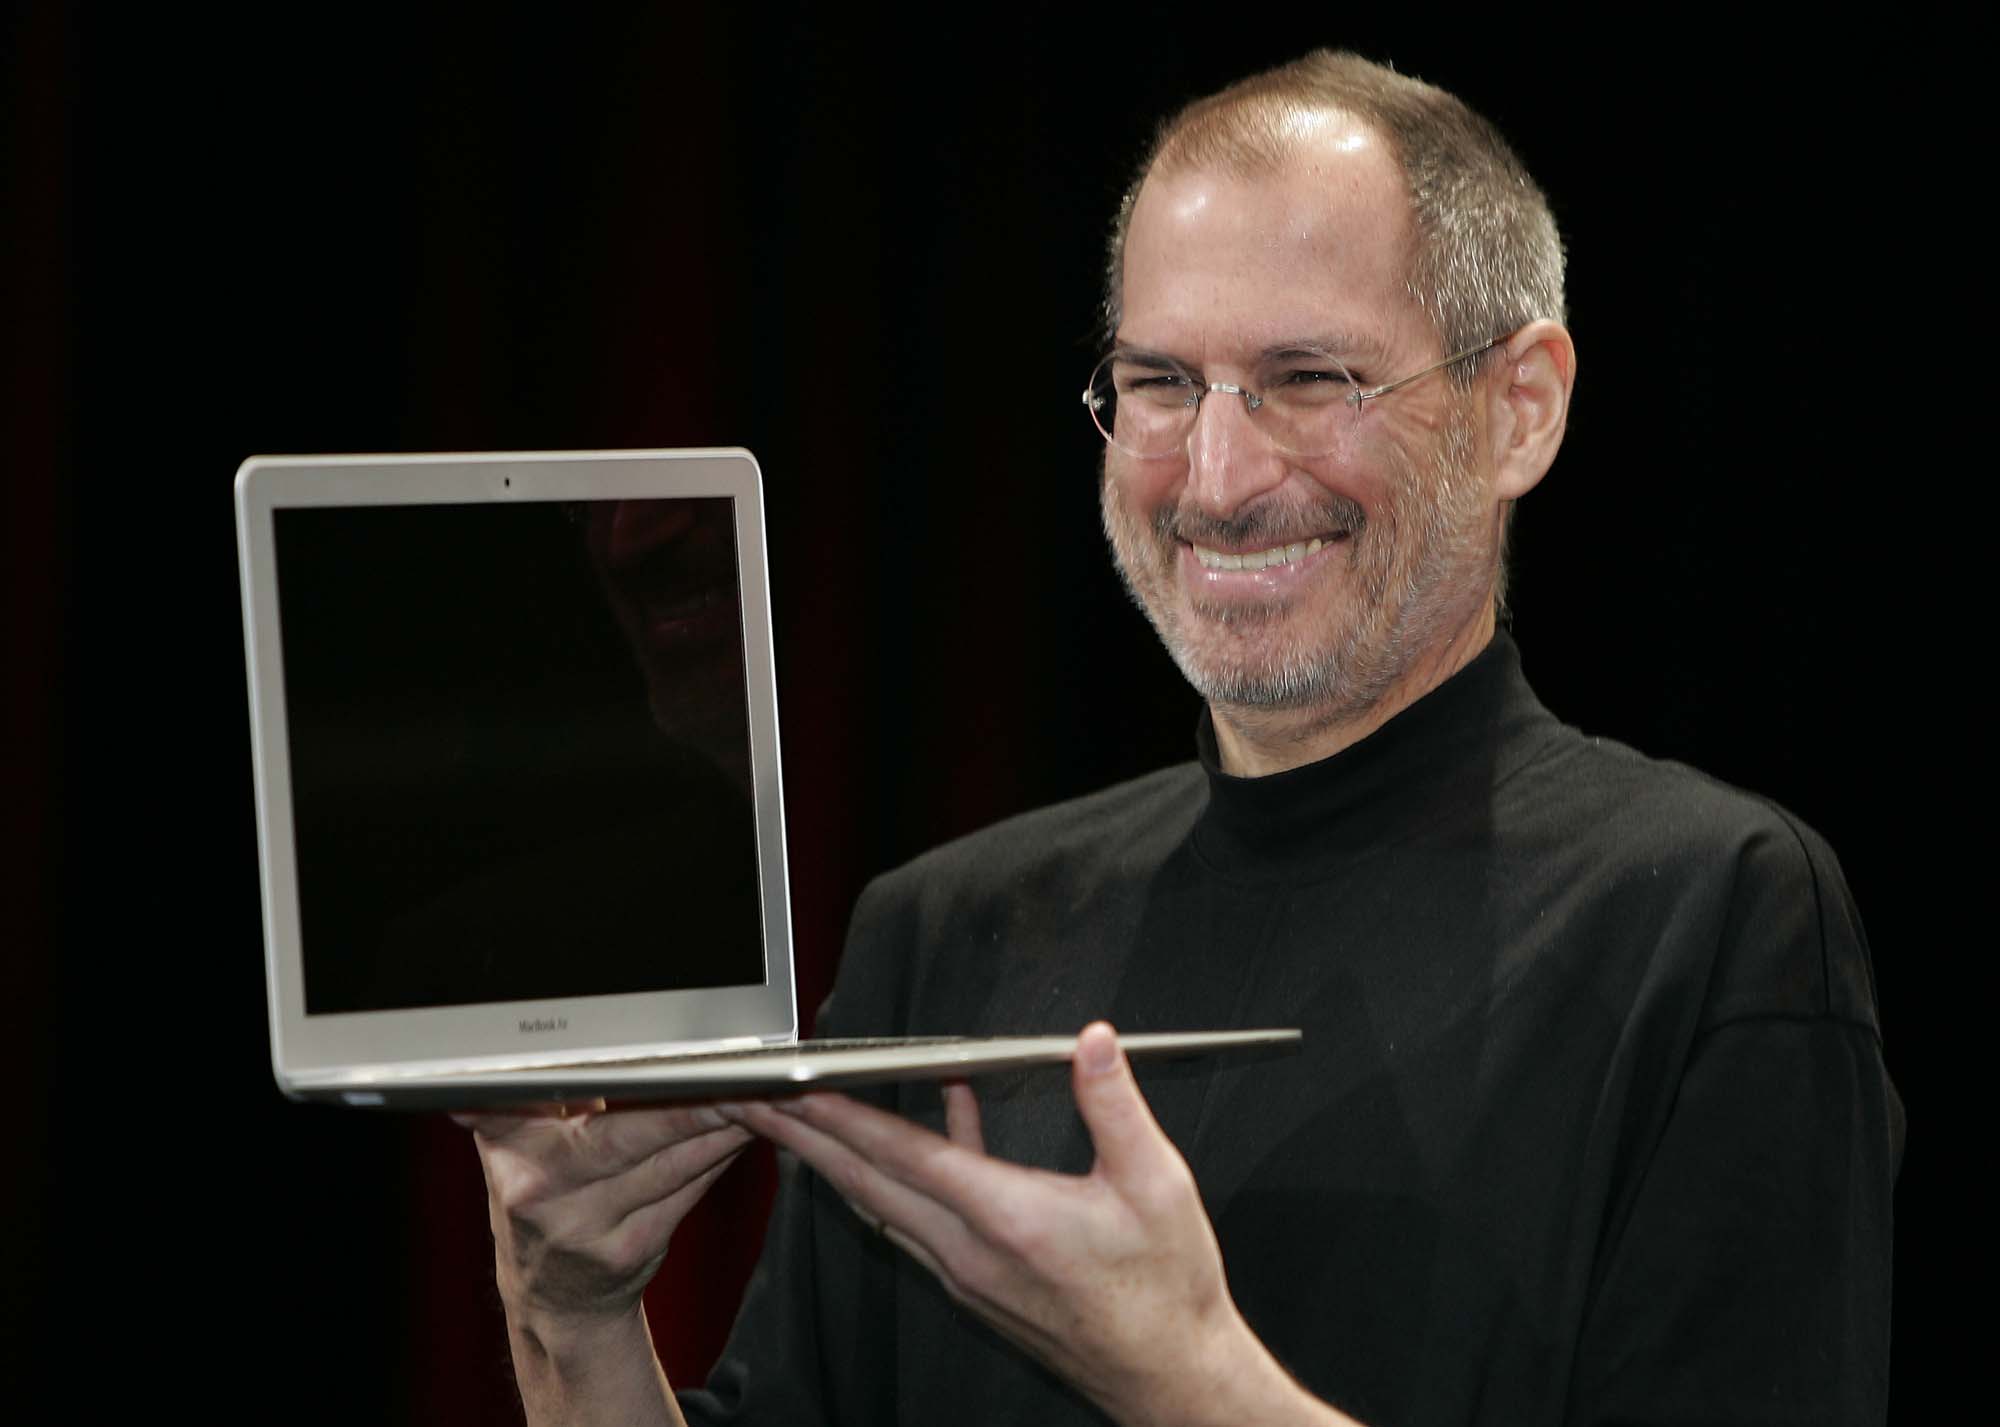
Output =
[{"x1": 1350, "y1": 336, "x2": 1507, "y2": 406}]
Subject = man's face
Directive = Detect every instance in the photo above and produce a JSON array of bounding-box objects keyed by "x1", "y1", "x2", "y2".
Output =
[{"x1": 1102, "y1": 121, "x2": 1502, "y2": 724}]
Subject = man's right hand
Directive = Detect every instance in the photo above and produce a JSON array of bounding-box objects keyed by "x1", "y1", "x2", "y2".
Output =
[{"x1": 456, "y1": 1102, "x2": 753, "y2": 1425}]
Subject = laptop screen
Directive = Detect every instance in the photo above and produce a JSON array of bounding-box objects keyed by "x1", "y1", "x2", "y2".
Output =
[{"x1": 274, "y1": 496, "x2": 766, "y2": 1016}]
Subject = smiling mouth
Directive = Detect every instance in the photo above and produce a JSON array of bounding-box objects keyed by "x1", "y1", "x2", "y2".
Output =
[{"x1": 1189, "y1": 533, "x2": 1349, "y2": 572}]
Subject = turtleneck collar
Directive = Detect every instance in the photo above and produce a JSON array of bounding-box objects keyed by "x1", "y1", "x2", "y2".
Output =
[{"x1": 1190, "y1": 630, "x2": 1559, "y2": 880}]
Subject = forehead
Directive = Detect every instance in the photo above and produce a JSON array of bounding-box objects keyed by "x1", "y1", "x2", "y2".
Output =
[{"x1": 1120, "y1": 118, "x2": 1419, "y2": 358}]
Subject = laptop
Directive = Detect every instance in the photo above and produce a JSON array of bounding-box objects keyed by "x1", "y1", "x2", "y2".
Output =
[{"x1": 236, "y1": 449, "x2": 1296, "y2": 1108}]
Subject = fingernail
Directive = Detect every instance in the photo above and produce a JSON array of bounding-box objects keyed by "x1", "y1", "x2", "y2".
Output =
[{"x1": 1080, "y1": 1027, "x2": 1117, "y2": 1075}]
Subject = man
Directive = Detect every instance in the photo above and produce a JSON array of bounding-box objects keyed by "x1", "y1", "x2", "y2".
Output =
[{"x1": 463, "y1": 51, "x2": 1901, "y2": 1426}]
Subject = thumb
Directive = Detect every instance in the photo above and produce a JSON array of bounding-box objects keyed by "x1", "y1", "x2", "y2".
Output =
[{"x1": 1073, "y1": 1020, "x2": 1168, "y2": 1186}]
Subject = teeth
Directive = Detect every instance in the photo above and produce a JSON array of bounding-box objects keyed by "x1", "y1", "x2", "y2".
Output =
[{"x1": 1193, "y1": 537, "x2": 1329, "y2": 571}]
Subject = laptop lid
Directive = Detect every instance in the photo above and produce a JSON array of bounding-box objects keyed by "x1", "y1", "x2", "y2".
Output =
[{"x1": 237, "y1": 449, "x2": 799, "y2": 1095}]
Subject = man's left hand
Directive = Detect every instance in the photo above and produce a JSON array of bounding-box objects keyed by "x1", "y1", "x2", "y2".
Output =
[{"x1": 727, "y1": 1021, "x2": 1351, "y2": 1427}]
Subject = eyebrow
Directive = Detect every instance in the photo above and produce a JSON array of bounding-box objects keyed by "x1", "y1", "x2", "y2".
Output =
[
  {"x1": 1261, "y1": 334, "x2": 1362, "y2": 360},
  {"x1": 1108, "y1": 346, "x2": 1187, "y2": 370},
  {"x1": 1110, "y1": 334, "x2": 1367, "y2": 366}
]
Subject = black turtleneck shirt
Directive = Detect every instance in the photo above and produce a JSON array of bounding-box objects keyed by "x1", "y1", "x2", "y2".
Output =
[{"x1": 683, "y1": 634, "x2": 1901, "y2": 1427}]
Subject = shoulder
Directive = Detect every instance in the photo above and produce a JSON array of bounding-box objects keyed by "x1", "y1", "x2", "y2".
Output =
[
  {"x1": 818, "y1": 762, "x2": 1206, "y2": 1034},
  {"x1": 1509, "y1": 722, "x2": 1801, "y2": 849},
  {"x1": 1504, "y1": 725, "x2": 1877, "y2": 1031},
  {"x1": 868, "y1": 760, "x2": 1208, "y2": 917}
]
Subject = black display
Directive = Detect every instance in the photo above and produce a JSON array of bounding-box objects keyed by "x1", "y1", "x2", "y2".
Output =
[{"x1": 274, "y1": 498, "x2": 765, "y2": 1015}]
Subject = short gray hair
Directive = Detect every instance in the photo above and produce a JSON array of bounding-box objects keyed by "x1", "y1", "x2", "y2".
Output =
[{"x1": 1103, "y1": 50, "x2": 1565, "y2": 370}]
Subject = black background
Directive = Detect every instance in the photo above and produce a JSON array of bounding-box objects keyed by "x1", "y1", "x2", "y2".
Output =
[{"x1": 6, "y1": 7, "x2": 1951, "y2": 1420}]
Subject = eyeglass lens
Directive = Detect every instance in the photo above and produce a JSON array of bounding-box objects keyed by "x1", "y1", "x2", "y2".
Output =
[{"x1": 1084, "y1": 351, "x2": 1360, "y2": 460}]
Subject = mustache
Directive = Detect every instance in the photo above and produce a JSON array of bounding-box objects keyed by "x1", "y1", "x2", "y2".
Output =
[{"x1": 1155, "y1": 491, "x2": 1367, "y2": 547}]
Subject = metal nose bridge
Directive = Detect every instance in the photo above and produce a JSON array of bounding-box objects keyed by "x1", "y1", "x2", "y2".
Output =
[{"x1": 1198, "y1": 381, "x2": 1264, "y2": 414}]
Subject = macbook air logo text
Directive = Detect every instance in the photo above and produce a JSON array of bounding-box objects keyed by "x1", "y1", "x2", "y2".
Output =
[{"x1": 518, "y1": 1016, "x2": 569, "y2": 1034}]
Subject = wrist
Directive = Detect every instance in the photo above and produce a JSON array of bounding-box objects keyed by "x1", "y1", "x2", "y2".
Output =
[
  {"x1": 1128, "y1": 1309, "x2": 1361, "y2": 1427},
  {"x1": 506, "y1": 1294, "x2": 650, "y2": 1367},
  {"x1": 503, "y1": 1298, "x2": 681, "y2": 1427}
]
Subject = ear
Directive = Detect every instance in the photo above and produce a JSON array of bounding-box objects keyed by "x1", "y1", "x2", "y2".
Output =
[{"x1": 1485, "y1": 319, "x2": 1575, "y2": 501}]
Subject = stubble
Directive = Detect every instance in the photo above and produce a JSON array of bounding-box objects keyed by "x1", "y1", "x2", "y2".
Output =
[{"x1": 1100, "y1": 405, "x2": 1492, "y2": 729}]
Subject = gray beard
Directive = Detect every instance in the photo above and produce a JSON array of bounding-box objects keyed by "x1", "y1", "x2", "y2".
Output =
[{"x1": 1102, "y1": 409, "x2": 1488, "y2": 723}]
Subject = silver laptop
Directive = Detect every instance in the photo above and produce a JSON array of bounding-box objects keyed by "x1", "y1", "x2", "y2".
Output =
[{"x1": 236, "y1": 448, "x2": 1296, "y2": 1108}]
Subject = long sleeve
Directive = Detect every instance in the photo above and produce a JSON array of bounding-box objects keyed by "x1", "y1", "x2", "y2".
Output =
[
  {"x1": 1564, "y1": 814, "x2": 1903, "y2": 1425},
  {"x1": 1566, "y1": 1016, "x2": 1899, "y2": 1424}
]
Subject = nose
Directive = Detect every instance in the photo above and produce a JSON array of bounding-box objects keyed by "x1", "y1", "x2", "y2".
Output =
[{"x1": 1182, "y1": 382, "x2": 1288, "y2": 519}]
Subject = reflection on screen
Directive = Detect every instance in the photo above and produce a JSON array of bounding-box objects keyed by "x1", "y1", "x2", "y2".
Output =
[{"x1": 275, "y1": 498, "x2": 765, "y2": 1016}]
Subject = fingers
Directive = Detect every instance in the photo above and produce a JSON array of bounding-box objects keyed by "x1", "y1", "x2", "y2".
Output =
[
  {"x1": 760, "y1": 1091, "x2": 1026, "y2": 1212},
  {"x1": 1070, "y1": 1022, "x2": 1172, "y2": 1190},
  {"x1": 605, "y1": 1134, "x2": 753, "y2": 1264},
  {"x1": 451, "y1": 1097, "x2": 609, "y2": 1135},
  {"x1": 731, "y1": 1097, "x2": 982, "y2": 1263},
  {"x1": 944, "y1": 1081, "x2": 984, "y2": 1152},
  {"x1": 583, "y1": 1103, "x2": 739, "y2": 1174},
  {"x1": 462, "y1": 1098, "x2": 754, "y2": 1248},
  {"x1": 464, "y1": 1100, "x2": 742, "y2": 1178},
  {"x1": 590, "y1": 1121, "x2": 754, "y2": 1224}
]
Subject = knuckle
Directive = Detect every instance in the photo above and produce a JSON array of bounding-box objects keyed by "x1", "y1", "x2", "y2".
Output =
[
  {"x1": 600, "y1": 1221, "x2": 671, "y2": 1281},
  {"x1": 641, "y1": 1142, "x2": 687, "y2": 1190},
  {"x1": 824, "y1": 1159, "x2": 871, "y2": 1204},
  {"x1": 986, "y1": 1204, "x2": 1050, "y2": 1260},
  {"x1": 1129, "y1": 1158, "x2": 1198, "y2": 1218},
  {"x1": 938, "y1": 1244, "x2": 1000, "y2": 1302},
  {"x1": 504, "y1": 1198, "x2": 565, "y2": 1252},
  {"x1": 488, "y1": 1157, "x2": 554, "y2": 1213},
  {"x1": 936, "y1": 1269, "x2": 982, "y2": 1311},
  {"x1": 1130, "y1": 1176, "x2": 1180, "y2": 1217}
]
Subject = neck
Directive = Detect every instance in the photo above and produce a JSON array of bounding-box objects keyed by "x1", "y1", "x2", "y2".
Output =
[{"x1": 1209, "y1": 606, "x2": 1498, "y2": 777}]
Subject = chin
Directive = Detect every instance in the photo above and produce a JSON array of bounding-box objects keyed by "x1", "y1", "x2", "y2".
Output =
[{"x1": 1164, "y1": 612, "x2": 1387, "y2": 717}]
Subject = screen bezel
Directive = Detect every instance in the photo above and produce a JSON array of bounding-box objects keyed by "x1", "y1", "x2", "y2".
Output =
[{"x1": 236, "y1": 449, "x2": 798, "y2": 1086}]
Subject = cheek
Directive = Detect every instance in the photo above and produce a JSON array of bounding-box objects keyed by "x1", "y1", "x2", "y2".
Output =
[
  {"x1": 1103, "y1": 451, "x2": 1183, "y2": 520},
  {"x1": 1360, "y1": 389, "x2": 1459, "y2": 467},
  {"x1": 1292, "y1": 446, "x2": 1395, "y2": 527},
  {"x1": 1349, "y1": 406, "x2": 1474, "y2": 510}
]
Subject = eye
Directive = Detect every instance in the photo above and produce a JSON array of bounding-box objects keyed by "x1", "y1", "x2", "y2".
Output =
[
  {"x1": 1267, "y1": 364, "x2": 1355, "y2": 407},
  {"x1": 1275, "y1": 365, "x2": 1353, "y2": 387},
  {"x1": 1115, "y1": 365, "x2": 1199, "y2": 406}
]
